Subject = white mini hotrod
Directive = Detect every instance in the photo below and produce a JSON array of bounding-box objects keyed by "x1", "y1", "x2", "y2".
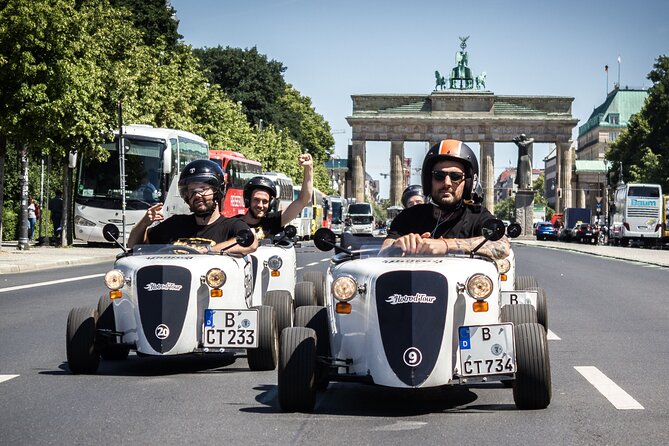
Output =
[
  {"x1": 65, "y1": 230, "x2": 281, "y2": 374},
  {"x1": 278, "y1": 220, "x2": 551, "y2": 412}
]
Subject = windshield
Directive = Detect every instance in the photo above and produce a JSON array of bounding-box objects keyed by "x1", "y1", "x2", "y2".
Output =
[
  {"x1": 352, "y1": 215, "x2": 373, "y2": 224},
  {"x1": 131, "y1": 243, "x2": 211, "y2": 255},
  {"x1": 628, "y1": 186, "x2": 660, "y2": 198},
  {"x1": 332, "y1": 202, "x2": 343, "y2": 222},
  {"x1": 76, "y1": 138, "x2": 164, "y2": 210},
  {"x1": 348, "y1": 203, "x2": 372, "y2": 214},
  {"x1": 226, "y1": 159, "x2": 262, "y2": 189}
]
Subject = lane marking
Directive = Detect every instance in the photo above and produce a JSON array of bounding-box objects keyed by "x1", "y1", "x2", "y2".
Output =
[
  {"x1": 547, "y1": 329, "x2": 561, "y2": 340},
  {"x1": 0, "y1": 274, "x2": 104, "y2": 294},
  {"x1": 296, "y1": 267, "x2": 303, "y2": 271},
  {"x1": 575, "y1": 366, "x2": 644, "y2": 410},
  {"x1": 305, "y1": 262, "x2": 319, "y2": 267},
  {"x1": 0, "y1": 375, "x2": 19, "y2": 384},
  {"x1": 320, "y1": 258, "x2": 330, "y2": 262}
]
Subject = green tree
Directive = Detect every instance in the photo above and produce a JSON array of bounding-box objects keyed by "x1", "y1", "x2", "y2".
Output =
[
  {"x1": 109, "y1": 0, "x2": 181, "y2": 49},
  {"x1": 608, "y1": 55, "x2": 669, "y2": 188}
]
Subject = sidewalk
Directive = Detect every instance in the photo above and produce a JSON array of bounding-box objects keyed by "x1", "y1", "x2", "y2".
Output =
[
  {"x1": 1, "y1": 238, "x2": 668, "y2": 275},
  {"x1": 0, "y1": 241, "x2": 120, "y2": 274}
]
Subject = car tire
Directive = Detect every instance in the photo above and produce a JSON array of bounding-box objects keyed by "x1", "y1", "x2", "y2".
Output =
[
  {"x1": 514, "y1": 275, "x2": 538, "y2": 290},
  {"x1": 66, "y1": 307, "x2": 100, "y2": 374},
  {"x1": 278, "y1": 327, "x2": 317, "y2": 412},
  {"x1": 294, "y1": 281, "x2": 316, "y2": 308},
  {"x1": 501, "y1": 304, "x2": 538, "y2": 325},
  {"x1": 302, "y1": 271, "x2": 326, "y2": 306},
  {"x1": 247, "y1": 305, "x2": 278, "y2": 371},
  {"x1": 295, "y1": 306, "x2": 331, "y2": 389},
  {"x1": 264, "y1": 290, "x2": 294, "y2": 336},
  {"x1": 96, "y1": 295, "x2": 130, "y2": 360},
  {"x1": 512, "y1": 322, "x2": 552, "y2": 410},
  {"x1": 534, "y1": 287, "x2": 549, "y2": 330}
]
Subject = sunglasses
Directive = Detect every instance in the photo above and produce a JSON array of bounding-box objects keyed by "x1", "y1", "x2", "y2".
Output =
[
  {"x1": 431, "y1": 170, "x2": 466, "y2": 182},
  {"x1": 188, "y1": 186, "x2": 214, "y2": 199}
]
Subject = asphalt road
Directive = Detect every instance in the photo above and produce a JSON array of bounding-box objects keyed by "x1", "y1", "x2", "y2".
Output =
[{"x1": 1, "y1": 243, "x2": 668, "y2": 445}]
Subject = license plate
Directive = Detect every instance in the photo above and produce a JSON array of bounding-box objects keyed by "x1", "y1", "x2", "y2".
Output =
[
  {"x1": 459, "y1": 324, "x2": 515, "y2": 377},
  {"x1": 203, "y1": 309, "x2": 258, "y2": 348},
  {"x1": 500, "y1": 290, "x2": 538, "y2": 307},
  {"x1": 585, "y1": 232, "x2": 593, "y2": 236}
]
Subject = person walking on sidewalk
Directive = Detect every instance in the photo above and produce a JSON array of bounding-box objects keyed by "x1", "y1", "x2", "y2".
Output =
[{"x1": 48, "y1": 191, "x2": 64, "y2": 242}]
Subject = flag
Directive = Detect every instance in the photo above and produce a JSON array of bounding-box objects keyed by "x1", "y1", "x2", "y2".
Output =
[{"x1": 605, "y1": 65, "x2": 609, "y2": 72}]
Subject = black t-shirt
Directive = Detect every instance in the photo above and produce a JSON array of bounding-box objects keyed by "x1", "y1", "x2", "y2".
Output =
[
  {"x1": 147, "y1": 214, "x2": 250, "y2": 245},
  {"x1": 235, "y1": 211, "x2": 283, "y2": 237},
  {"x1": 387, "y1": 203, "x2": 494, "y2": 240}
]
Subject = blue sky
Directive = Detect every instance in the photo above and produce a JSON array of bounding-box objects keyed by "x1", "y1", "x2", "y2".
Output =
[{"x1": 171, "y1": 0, "x2": 668, "y2": 197}]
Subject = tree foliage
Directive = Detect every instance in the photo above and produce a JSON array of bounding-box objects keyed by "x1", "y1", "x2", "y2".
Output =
[
  {"x1": 607, "y1": 55, "x2": 669, "y2": 188},
  {"x1": 109, "y1": 0, "x2": 181, "y2": 49}
]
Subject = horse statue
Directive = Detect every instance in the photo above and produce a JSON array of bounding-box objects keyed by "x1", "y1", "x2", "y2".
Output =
[
  {"x1": 434, "y1": 71, "x2": 447, "y2": 91},
  {"x1": 475, "y1": 72, "x2": 487, "y2": 90}
]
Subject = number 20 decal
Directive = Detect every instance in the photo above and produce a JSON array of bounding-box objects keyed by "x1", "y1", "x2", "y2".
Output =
[{"x1": 403, "y1": 347, "x2": 423, "y2": 367}]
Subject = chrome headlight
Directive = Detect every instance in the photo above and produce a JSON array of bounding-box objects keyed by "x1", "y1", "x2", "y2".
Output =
[
  {"x1": 74, "y1": 215, "x2": 96, "y2": 227},
  {"x1": 466, "y1": 274, "x2": 494, "y2": 300},
  {"x1": 332, "y1": 275, "x2": 357, "y2": 302},
  {"x1": 104, "y1": 270, "x2": 125, "y2": 290},
  {"x1": 267, "y1": 255, "x2": 283, "y2": 271},
  {"x1": 205, "y1": 268, "x2": 226, "y2": 289},
  {"x1": 496, "y1": 258, "x2": 511, "y2": 274}
]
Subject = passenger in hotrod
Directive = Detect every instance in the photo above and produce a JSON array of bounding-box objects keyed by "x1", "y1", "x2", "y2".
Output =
[
  {"x1": 401, "y1": 184, "x2": 425, "y2": 208},
  {"x1": 127, "y1": 159, "x2": 257, "y2": 254},
  {"x1": 381, "y1": 139, "x2": 509, "y2": 260},
  {"x1": 237, "y1": 153, "x2": 313, "y2": 239}
]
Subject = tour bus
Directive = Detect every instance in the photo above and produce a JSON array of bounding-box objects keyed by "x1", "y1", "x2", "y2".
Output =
[
  {"x1": 347, "y1": 202, "x2": 375, "y2": 236},
  {"x1": 610, "y1": 182, "x2": 663, "y2": 246},
  {"x1": 74, "y1": 125, "x2": 209, "y2": 244},
  {"x1": 261, "y1": 172, "x2": 294, "y2": 214},
  {"x1": 209, "y1": 149, "x2": 262, "y2": 217},
  {"x1": 290, "y1": 185, "x2": 312, "y2": 240},
  {"x1": 663, "y1": 195, "x2": 669, "y2": 243},
  {"x1": 328, "y1": 196, "x2": 347, "y2": 235}
]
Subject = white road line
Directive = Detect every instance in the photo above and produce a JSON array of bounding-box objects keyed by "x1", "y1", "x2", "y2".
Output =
[
  {"x1": 320, "y1": 258, "x2": 330, "y2": 262},
  {"x1": 547, "y1": 329, "x2": 561, "y2": 340},
  {"x1": 305, "y1": 262, "x2": 319, "y2": 267},
  {"x1": 575, "y1": 366, "x2": 644, "y2": 410},
  {"x1": 296, "y1": 267, "x2": 303, "y2": 271},
  {"x1": 0, "y1": 274, "x2": 104, "y2": 294},
  {"x1": 0, "y1": 375, "x2": 19, "y2": 384}
]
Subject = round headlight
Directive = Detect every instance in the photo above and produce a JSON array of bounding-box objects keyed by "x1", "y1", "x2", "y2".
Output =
[
  {"x1": 104, "y1": 270, "x2": 125, "y2": 290},
  {"x1": 205, "y1": 268, "x2": 226, "y2": 289},
  {"x1": 497, "y1": 258, "x2": 511, "y2": 274},
  {"x1": 332, "y1": 275, "x2": 357, "y2": 302},
  {"x1": 466, "y1": 274, "x2": 494, "y2": 300},
  {"x1": 267, "y1": 255, "x2": 283, "y2": 271}
]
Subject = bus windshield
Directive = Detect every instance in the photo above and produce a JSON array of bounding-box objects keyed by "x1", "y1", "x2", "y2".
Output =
[
  {"x1": 76, "y1": 138, "x2": 164, "y2": 210},
  {"x1": 332, "y1": 201, "x2": 343, "y2": 223},
  {"x1": 227, "y1": 159, "x2": 262, "y2": 188},
  {"x1": 628, "y1": 186, "x2": 660, "y2": 198}
]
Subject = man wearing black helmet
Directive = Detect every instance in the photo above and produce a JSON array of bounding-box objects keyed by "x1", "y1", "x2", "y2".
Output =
[
  {"x1": 238, "y1": 153, "x2": 313, "y2": 238},
  {"x1": 401, "y1": 184, "x2": 425, "y2": 208},
  {"x1": 381, "y1": 139, "x2": 509, "y2": 259},
  {"x1": 127, "y1": 159, "x2": 256, "y2": 254}
]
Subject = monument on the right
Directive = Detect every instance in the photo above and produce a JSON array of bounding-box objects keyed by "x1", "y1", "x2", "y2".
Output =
[{"x1": 513, "y1": 133, "x2": 535, "y2": 237}]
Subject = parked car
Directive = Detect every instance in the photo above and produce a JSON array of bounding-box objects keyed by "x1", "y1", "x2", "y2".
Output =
[
  {"x1": 573, "y1": 223, "x2": 597, "y2": 244},
  {"x1": 535, "y1": 222, "x2": 558, "y2": 241}
]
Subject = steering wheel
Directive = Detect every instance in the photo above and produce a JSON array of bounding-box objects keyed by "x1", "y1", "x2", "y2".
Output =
[{"x1": 154, "y1": 245, "x2": 203, "y2": 254}]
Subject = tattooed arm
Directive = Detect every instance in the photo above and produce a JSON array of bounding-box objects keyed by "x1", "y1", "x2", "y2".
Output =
[
  {"x1": 380, "y1": 233, "x2": 509, "y2": 259},
  {"x1": 443, "y1": 235, "x2": 510, "y2": 260}
]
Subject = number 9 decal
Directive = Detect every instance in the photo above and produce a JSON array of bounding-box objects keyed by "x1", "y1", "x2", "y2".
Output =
[{"x1": 403, "y1": 347, "x2": 423, "y2": 367}]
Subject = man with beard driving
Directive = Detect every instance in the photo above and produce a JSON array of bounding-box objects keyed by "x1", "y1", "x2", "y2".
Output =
[
  {"x1": 381, "y1": 139, "x2": 509, "y2": 260},
  {"x1": 127, "y1": 159, "x2": 257, "y2": 254}
]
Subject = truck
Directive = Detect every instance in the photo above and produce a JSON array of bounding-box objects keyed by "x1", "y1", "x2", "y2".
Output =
[{"x1": 559, "y1": 207, "x2": 591, "y2": 241}]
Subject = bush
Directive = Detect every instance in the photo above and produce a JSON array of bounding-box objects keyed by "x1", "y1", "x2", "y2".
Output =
[{"x1": 2, "y1": 205, "x2": 18, "y2": 241}]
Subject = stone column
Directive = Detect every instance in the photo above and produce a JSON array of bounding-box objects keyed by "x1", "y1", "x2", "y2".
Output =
[
  {"x1": 351, "y1": 140, "x2": 366, "y2": 203},
  {"x1": 558, "y1": 141, "x2": 573, "y2": 210},
  {"x1": 479, "y1": 140, "x2": 494, "y2": 211},
  {"x1": 389, "y1": 141, "x2": 404, "y2": 206}
]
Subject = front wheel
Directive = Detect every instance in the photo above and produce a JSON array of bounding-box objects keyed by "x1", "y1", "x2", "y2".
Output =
[
  {"x1": 66, "y1": 307, "x2": 100, "y2": 374},
  {"x1": 513, "y1": 323, "x2": 551, "y2": 410},
  {"x1": 247, "y1": 305, "x2": 278, "y2": 371},
  {"x1": 278, "y1": 327, "x2": 317, "y2": 412},
  {"x1": 302, "y1": 271, "x2": 326, "y2": 306},
  {"x1": 96, "y1": 295, "x2": 130, "y2": 360},
  {"x1": 264, "y1": 290, "x2": 293, "y2": 336}
]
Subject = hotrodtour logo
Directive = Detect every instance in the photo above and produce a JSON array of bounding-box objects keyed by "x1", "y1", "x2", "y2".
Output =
[
  {"x1": 144, "y1": 282, "x2": 183, "y2": 291},
  {"x1": 385, "y1": 293, "x2": 437, "y2": 305}
]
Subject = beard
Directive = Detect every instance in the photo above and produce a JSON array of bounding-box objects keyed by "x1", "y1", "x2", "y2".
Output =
[
  {"x1": 431, "y1": 187, "x2": 463, "y2": 211},
  {"x1": 248, "y1": 207, "x2": 266, "y2": 220},
  {"x1": 191, "y1": 197, "x2": 217, "y2": 217}
]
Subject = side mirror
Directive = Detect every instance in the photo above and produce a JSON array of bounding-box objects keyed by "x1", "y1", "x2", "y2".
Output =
[
  {"x1": 313, "y1": 228, "x2": 337, "y2": 252},
  {"x1": 506, "y1": 222, "x2": 522, "y2": 239},
  {"x1": 235, "y1": 228, "x2": 255, "y2": 248},
  {"x1": 481, "y1": 219, "x2": 506, "y2": 242},
  {"x1": 283, "y1": 224, "x2": 297, "y2": 239}
]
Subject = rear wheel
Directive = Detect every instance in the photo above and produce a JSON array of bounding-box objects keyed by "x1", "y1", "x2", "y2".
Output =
[
  {"x1": 96, "y1": 295, "x2": 130, "y2": 360},
  {"x1": 515, "y1": 275, "x2": 538, "y2": 290},
  {"x1": 264, "y1": 290, "x2": 293, "y2": 336},
  {"x1": 278, "y1": 327, "x2": 317, "y2": 412},
  {"x1": 302, "y1": 271, "x2": 326, "y2": 306},
  {"x1": 294, "y1": 281, "x2": 316, "y2": 308},
  {"x1": 501, "y1": 304, "x2": 538, "y2": 326},
  {"x1": 66, "y1": 307, "x2": 100, "y2": 374},
  {"x1": 513, "y1": 323, "x2": 551, "y2": 410},
  {"x1": 534, "y1": 287, "x2": 549, "y2": 330},
  {"x1": 247, "y1": 305, "x2": 278, "y2": 371}
]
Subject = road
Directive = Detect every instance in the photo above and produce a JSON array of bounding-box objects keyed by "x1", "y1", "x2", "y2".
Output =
[{"x1": 1, "y1": 242, "x2": 668, "y2": 445}]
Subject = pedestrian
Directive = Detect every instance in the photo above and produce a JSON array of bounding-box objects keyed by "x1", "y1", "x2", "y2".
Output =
[
  {"x1": 27, "y1": 196, "x2": 37, "y2": 241},
  {"x1": 48, "y1": 190, "x2": 64, "y2": 241}
]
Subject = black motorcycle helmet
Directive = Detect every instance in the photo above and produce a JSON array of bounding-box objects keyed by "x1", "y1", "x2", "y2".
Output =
[
  {"x1": 178, "y1": 159, "x2": 225, "y2": 202},
  {"x1": 401, "y1": 184, "x2": 424, "y2": 208},
  {"x1": 243, "y1": 176, "x2": 277, "y2": 208},
  {"x1": 421, "y1": 139, "x2": 479, "y2": 202}
]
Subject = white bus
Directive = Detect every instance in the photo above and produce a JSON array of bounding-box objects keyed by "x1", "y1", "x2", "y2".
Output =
[
  {"x1": 347, "y1": 202, "x2": 374, "y2": 236},
  {"x1": 74, "y1": 125, "x2": 209, "y2": 244},
  {"x1": 611, "y1": 182, "x2": 663, "y2": 247},
  {"x1": 290, "y1": 185, "x2": 312, "y2": 240},
  {"x1": 261, "y1": 172, "x2": 295, "y2": 214},
  {"x1": 328, "y1": 196, "x2": 347, "y2": 235}
]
